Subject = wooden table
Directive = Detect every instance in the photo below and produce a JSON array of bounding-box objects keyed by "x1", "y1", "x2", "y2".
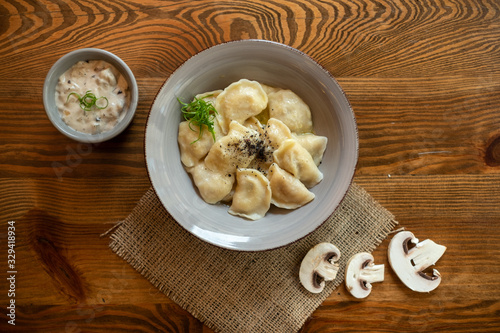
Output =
[{"x1": 1, "y1": 0, "x2": 499, "y2": 331}]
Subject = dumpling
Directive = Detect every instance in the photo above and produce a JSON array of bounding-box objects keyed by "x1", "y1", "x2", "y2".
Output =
[
  {"x1": 243, "y1": 116, "x2": 266, "y2": 134},
  {"x1": 267, "y1": 163, "x2": 315, "y2": 209},
  {"x1": 246, "y1": 144, "x2": 274, "y2": 175},
  {"x1": 265, "y1": 117, "x2": 293, "y2": 149},
  {"x1": 292, "y1": 133, "x2": 328, "y2": 166},
  {"x1": 267, "y1": 89, "x2": 313, "y2": 133},
  {"x1": 216, "y1": 79, "x2": 268, "y2": 134},
  {"x1": 242, "y1": 118, "x2": 273, "y2": 174},
  {"x1": 243, "y1": 117, "x2": 293, "y2": 174},
  {"x1": 187, "y1": 161, "x2": 235, "y2": 204},
  {"x1": 205, "y1": 121, "x2": 259, "y2": 174},
  {"x1": 195, "y1": 89, "x2": 223, "y2": 105},
  {"x1": 228, "y1": 168, "x2": 271, "y2": 220},
  {"x1": 273, "y1": 139, "x2": 323, "y2": 188},
  {"x1": 178, "y1": 91, "x2": 223, "y2": 167},
  {"x1": 178, "y1": 120, "x2": 220, "y2": 167},
  {"x1": 260, "y1": 83, "x2": 281, "y2": 95}
]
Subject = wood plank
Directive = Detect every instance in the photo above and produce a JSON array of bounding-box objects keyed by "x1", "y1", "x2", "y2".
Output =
[
  {"x1": 1, "y1": 303, "x2": 213, "y2": 332},
  {"x1": 1, "y1": 0, "x2": 499, "y2": 79},
  {"x1": 302, "y1": 299, "x2": 500, "y2": 332},
  {"x1": 2, "y1": 299, "x2": 497, "y2": 332},
  {"x1": 1, "y1": 75, "x2": 499, "y2": 177}
]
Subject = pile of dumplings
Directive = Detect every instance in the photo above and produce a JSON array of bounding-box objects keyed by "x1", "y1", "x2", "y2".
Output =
[{"x1": 178, "y1": 79, "x2": 328, "y2": 220}]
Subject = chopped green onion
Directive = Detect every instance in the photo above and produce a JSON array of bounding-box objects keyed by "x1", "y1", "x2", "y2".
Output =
[
  {"x1": 178, "y1": 95, "x2": 218, "y2": 143},
  {"x1": 67, "y1": 91, "x2": 108, "y2": 111}
]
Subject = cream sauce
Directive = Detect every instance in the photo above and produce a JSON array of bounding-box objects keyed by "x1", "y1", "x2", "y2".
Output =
[{"x1": 55, "y1": 60, "x2": 130, "y2": 134}]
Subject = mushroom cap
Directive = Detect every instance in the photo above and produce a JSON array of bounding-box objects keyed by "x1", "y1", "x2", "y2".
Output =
[
  {"x1": 388, "y1": 231, "x2": 446, "y2": 293},
  {"x1": 299, "y1": 242, "x2": 341, "y2": 293}
]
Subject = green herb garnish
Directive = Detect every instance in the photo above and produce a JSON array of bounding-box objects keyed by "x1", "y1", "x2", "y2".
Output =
[
  {"x1": 67, "y1": 91, "x2": 108, "y2": 112},
  {"x1": 178, "y1": 95, "x2": 218, "y2": 143}
]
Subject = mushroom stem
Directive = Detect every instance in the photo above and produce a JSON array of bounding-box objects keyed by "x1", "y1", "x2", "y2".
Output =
[
  {"x1": 317, "y1": 257, "x2": 339, "y2": 282},
  {"x1": 359, "y1": 263, "x2": 385, "y2": 288},
  {"x1": 408, "y1": 239, "x2": 446, "y2": 272}
]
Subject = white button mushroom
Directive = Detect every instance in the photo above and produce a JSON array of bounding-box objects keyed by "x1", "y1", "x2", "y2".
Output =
[
  {"x1": 299, "y1": 242, "x2": 341, "y2": 293},
  {"x1": 345, "y1": 252, "x2": 385, "y2": 298},
  {"x1": 388, "y1": 230, "x2": 446, "y2": 292}
]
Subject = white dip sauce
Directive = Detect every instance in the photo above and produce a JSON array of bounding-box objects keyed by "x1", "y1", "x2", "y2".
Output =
[{"x1": 55, "y1": 60, "x2": 130, "y2": 134}]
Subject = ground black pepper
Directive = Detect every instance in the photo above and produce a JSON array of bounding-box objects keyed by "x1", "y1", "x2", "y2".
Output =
[{"x1": 221, "y1": 125, "x2": 276, "y2": 174}]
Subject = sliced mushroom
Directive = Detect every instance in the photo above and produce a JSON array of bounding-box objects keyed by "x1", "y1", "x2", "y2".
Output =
[
  {"x1": 388, "y1": 231, "x2": 446, "y2": 292},
  {"x1": 299, "y1": 242, "x2": 341, "y2": 293},
  {"x1": 345, "y1": 252, "x2": 385, "y2": 298}
]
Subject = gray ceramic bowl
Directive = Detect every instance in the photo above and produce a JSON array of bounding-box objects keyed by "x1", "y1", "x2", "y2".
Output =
[
  {"x1": 43, "y1": 48, "x2": 138, "y2": 143},
  {"x1": 146, "y1": 40, "x2": 358, "y2": 251}
]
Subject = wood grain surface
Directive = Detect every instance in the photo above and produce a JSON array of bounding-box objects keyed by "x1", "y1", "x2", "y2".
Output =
[{"x1": 1, "y1": 0, "x2": 499, "y2": 332}]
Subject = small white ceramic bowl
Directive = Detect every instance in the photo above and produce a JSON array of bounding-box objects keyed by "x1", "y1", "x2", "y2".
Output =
[
  {"x1": 146, "y1": 40, "x2": 358, "y2": 251},
  {"x1": 43, "y1": 48, "x2": 138, "y2": 143}
]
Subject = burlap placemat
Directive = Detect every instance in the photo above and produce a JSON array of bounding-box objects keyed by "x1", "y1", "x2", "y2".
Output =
[{"x1": 109, "y1": 182, "x2": 397, "y2": 332}]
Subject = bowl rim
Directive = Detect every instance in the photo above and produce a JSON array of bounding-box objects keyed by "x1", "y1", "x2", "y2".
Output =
[
  {"x1": 43, "y1": 47, "x2": 139, "y2": 143},
  {"x1": 144, "y1": 39, "x2": 359, "y2": 251}
]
